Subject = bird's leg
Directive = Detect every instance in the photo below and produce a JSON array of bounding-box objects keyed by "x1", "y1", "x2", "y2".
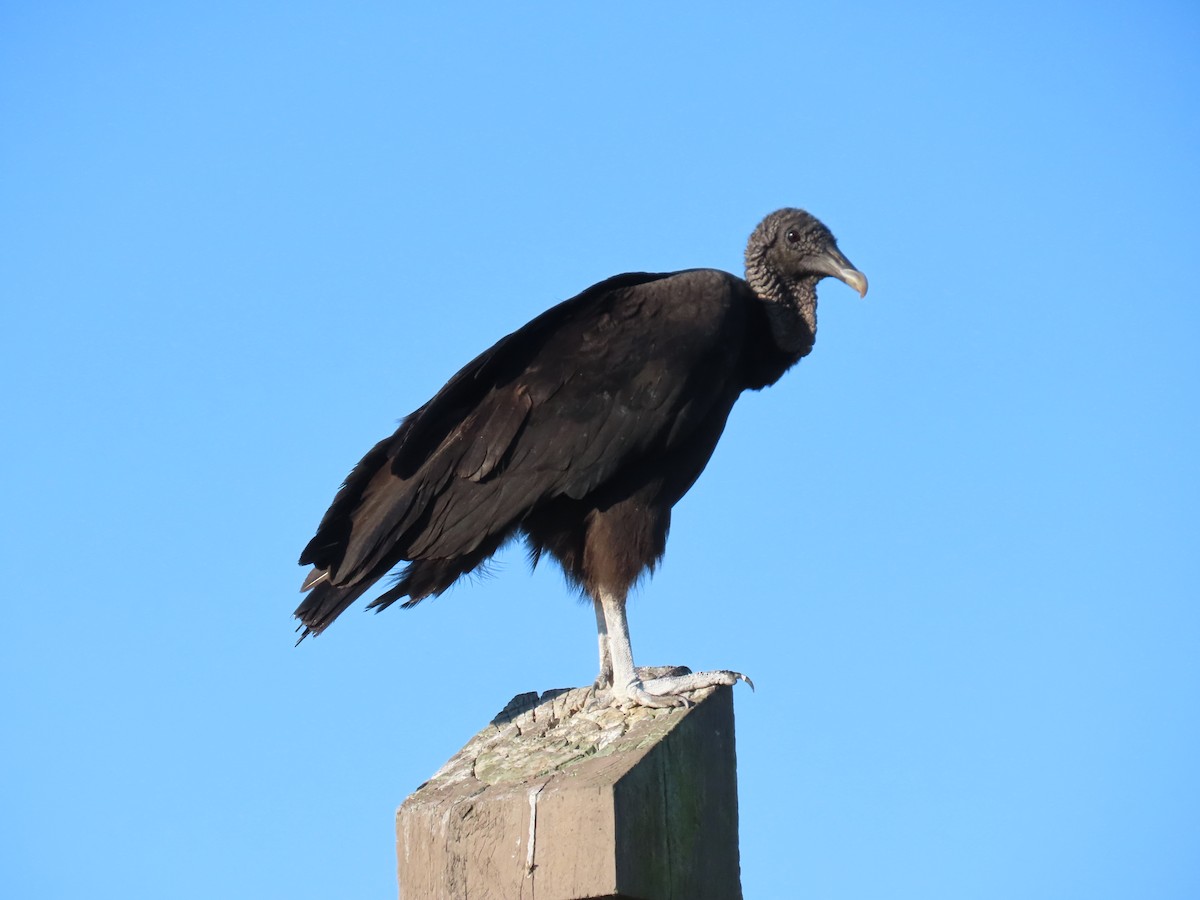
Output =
[
  {"x1": 597, "y1": 588, "x2": 682, "y2": 708},
  {"x1": 596, "y1": 587, "x2": 755, "y2": 709},
  {"x1": 592, "y1": 594, "x2": 613, "y2": 690}
]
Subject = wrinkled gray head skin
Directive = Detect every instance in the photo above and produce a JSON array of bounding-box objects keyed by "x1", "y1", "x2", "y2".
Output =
[
  {"x1": 745, "y1": 207, "x2": 867, "y2": 298},
  {"x1": 744, "y1": 207, "x2": 867, "y2": 355}
]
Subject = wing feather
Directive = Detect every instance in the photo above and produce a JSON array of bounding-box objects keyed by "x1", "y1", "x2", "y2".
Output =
[{"x1": 300, "y1": 268, "x2": 746, "y2": 595}]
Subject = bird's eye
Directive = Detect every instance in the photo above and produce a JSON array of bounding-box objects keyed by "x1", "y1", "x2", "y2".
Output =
[{"x1": 785, "y1": 228, "x2": 801, "y2": 244}]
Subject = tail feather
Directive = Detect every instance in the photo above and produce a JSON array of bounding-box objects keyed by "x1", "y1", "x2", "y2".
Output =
[
  {"x1": 294, "y1": 526, "x2": 516, "y2": 642},
  {"x1": 293, "y1": 575, "x2": 374, "y2": 644},
  {"x1": 367, "y1": 528, "x2": 513, "y2": 615}
]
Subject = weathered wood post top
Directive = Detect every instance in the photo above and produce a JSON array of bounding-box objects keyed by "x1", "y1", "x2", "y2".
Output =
[{"x1": 397, "y1": 681, "x2": 742, "y2": 900}]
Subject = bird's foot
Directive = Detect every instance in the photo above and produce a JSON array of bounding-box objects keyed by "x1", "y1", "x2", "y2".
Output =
[
  {"x1": 612, "y1": 679, "x2": 688, "y2": 709},
  {"x1": 609, "y1": 667, "x2": 754, "y2": 709}
]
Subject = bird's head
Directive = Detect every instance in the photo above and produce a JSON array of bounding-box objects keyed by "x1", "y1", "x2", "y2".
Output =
[{"x1": 745, "y1": 208, "x2": 868, "y2": 300}]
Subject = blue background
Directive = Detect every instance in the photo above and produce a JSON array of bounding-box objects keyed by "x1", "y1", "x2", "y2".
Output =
[{"x1": 3, "y1": 3, "x2": 1197, "y2": 898}]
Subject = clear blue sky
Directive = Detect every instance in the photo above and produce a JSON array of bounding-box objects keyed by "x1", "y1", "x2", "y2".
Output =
[{"x1": 3, "y1": 3, "x2": 1197, "y2": 898}]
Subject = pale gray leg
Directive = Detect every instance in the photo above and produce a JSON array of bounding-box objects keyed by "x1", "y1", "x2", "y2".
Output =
[
  {"x1": 596, "y1": 588, "x2": 752, "y2": 708},
  {"x1": 598, "y1": 588, "x2": 680, "y2": 708},
  {"x1": 593, "y1": 594, "x2": 613, "y2": 689}
]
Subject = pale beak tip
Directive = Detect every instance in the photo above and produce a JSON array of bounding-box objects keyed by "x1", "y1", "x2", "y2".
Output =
[{"x1": 843, "y1": 269, "x2": 868, "y2": 298}]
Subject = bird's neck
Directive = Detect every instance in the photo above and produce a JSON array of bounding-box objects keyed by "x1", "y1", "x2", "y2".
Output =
[{"x1": 747, "y1": 263, "x2": 818, "y2": 358}]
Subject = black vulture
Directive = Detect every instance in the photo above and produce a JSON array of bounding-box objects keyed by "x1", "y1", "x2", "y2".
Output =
[{"x1": 296, "y1": 208, "x2": 867, "y2": 707}]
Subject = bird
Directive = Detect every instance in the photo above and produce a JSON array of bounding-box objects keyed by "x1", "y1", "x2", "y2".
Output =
[{"x1": 296, "y1": 207, "x2": 867, "y2": 708}]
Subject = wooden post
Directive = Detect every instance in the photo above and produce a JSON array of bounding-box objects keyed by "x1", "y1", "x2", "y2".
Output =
[{"x1": 397, "y1": 681, "x2": 742, "y2": 899}]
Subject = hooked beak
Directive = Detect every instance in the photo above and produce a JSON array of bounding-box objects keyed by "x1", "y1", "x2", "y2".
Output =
[{"x1": 812, "y1": 247, "x2": 868, "y2": 298}]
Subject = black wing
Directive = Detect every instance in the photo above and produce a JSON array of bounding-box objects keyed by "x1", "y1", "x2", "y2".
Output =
[{"x1": 296, "y1": 268, "x2": 747, "y2": 634}]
